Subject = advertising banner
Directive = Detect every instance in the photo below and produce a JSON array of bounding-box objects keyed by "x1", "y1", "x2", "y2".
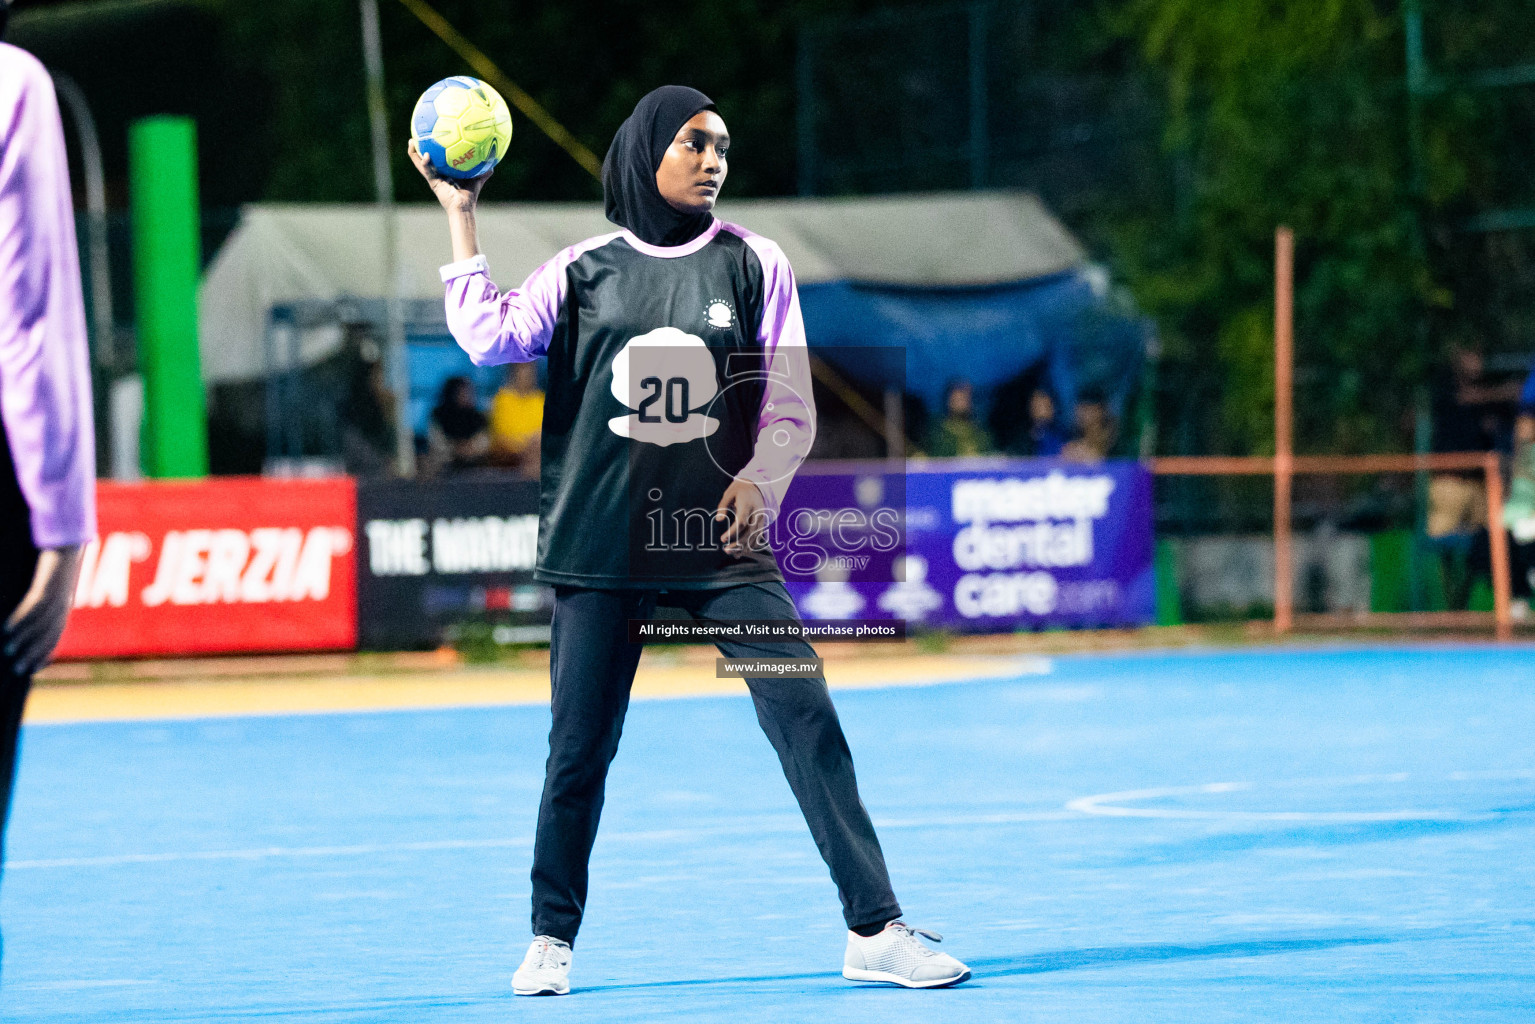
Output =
[
  {"x1": 54, "y1": 477, "x2": 357, "y2": 659},
  {"x1": 356, "y1": 476, "x2": 547, "y2": 649},
  {"x1": 780, "y1": 460, "x2": 1155, "y2": 630}
]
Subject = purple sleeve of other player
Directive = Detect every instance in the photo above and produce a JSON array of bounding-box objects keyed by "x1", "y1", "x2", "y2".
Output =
[
  {"x1": 729, "y1": 228, "x2": 816, "y2": 519},
  {"x1": 0, "y1": 44, "x2": 96, "y2": 549}
]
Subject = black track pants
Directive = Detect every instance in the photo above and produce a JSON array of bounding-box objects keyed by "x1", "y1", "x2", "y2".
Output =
[{"x1": 530, "y1": 580, "x2": 902, "y2": 945}]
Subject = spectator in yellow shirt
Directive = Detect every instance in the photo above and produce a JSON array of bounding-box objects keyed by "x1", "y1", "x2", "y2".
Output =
[{"x1": 490, "y1": 362, "x2": 544, "y2": 477}]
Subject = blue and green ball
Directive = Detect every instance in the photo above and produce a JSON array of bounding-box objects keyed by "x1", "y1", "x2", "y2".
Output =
[{"x1": 412, "y1": 76, "x2": 513, "y2": 179}]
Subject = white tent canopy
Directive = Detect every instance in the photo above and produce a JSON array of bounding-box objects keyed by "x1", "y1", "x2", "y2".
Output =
[{"x1": 198, "y1": 191, "x2": 1087, "y2": 384}]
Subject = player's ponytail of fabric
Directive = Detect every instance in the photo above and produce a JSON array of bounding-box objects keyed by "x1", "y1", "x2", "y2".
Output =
[{"x1": 602, "y1": 85, "x2": 717, "y2": 248}]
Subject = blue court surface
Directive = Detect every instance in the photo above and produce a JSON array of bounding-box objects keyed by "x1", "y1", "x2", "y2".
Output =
[{"x1": 5, "y1": 645, "x2": 1535, "y2": 1022}]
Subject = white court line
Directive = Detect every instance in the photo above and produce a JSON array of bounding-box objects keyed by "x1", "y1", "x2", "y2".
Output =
[
  {"x1": 4, "y1": 836, "x2": 533, "y2": 870},
  {"x1": 1066, "y1": 781, "x2": 1499, "y2": 823},
  {"x1": 8, "y1": 979, "x2": 157, "y2": 991},
  {"x1": 4, "y1": 810, "x2": 1071, "y2": 871}
]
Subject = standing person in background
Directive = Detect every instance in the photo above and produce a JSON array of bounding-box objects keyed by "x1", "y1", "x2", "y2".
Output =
[
  {"x1": 0, "y1": 23, "x2": 97, "y2": 920},
  {"x1": 339, "y1": 327, "x2": 397, "y2": 477},
  {"x1": 488, "y1": 361, "x2": 543, "y2": 478},
  {"x1": 1428, "y1": 344, "x2": 1521, "y2": 608}
]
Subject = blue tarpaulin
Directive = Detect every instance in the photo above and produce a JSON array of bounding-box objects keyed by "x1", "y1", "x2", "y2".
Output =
[
  {"x1": 799, "y1": 270, "x2": 1148, "y2": 424},
  {"x1": 399, "y1": 270, "x2": 1148, "y2": 439}
]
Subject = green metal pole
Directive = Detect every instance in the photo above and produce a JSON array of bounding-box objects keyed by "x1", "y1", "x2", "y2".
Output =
[{"x1": 129, "y1": 115, "x2": 208, "y2": 478}]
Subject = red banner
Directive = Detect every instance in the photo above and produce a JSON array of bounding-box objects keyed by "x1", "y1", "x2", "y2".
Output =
[{"x1": 54, "y1": 477, "x2": 358, "y2": 659}]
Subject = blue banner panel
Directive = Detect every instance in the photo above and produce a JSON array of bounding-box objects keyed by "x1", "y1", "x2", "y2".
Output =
[{"x1": 781, "y1": 460, "x2": 1154, "y2": 631}]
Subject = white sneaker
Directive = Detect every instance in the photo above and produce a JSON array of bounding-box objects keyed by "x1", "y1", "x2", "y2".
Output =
[
  {"x1": 843, "y1": 921, "x2": 971, "y2": 988},
  {"x1": 513, "y1": 935, "x2": 572, "y2": 996}
]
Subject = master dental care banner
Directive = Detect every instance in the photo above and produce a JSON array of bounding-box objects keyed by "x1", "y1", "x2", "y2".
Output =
[
  {"x1": 53, "y1": 478, "x2": 357, "y2": 658},
  {"x1": 781, "y1": 461, "x2": 1154, "y2": 630}
]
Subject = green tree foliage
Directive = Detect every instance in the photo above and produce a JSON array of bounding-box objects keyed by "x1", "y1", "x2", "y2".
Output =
[
  {"x1": 223, "y1": 0, "x2": 893, "y2": 203},
  {"x1": 1111, "y1": 0, "x2": 1535, "y2": 458},
  {"x1": 1111, "y1": 0, "x2": 1443, "y2": 456}
]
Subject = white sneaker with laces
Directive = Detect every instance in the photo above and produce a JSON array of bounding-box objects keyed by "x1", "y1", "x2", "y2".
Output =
[
  {"x1": 513, "y1": 935, "x2": 572, "y2": 996},
  {"x1": 843, "y1": 920, "x2": 971, "y2": 988}
]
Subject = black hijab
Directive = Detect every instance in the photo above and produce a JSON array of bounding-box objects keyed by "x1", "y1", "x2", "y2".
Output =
[{"x1": 603, "y1": 85, "x2": 717, "y2": 248}]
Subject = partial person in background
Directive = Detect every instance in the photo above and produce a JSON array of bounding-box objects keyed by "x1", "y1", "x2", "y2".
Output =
[
  {"x1": 1500, "y1": 356, "x2": 1535, "y2": 611},
  {"x1": 988, "y1": 357, "x2": 1077, "y2": 458},
  {"x1": 0, "y1": 29, "x2": 97, "y2": 911},
  {"x1": 488, "y1": 361, "x2": 543, "y2": 478},
  {"x1": 425, "y1": 375, "x2": 490, "y2": 474},
  {"x1": 1026, "y1": 389, "x2": 1067, "y2": 457},
  {"x1": 1061, "y1": 388, "x2": 1117, "y2": 463},
  {"x1": 926, "y1": 378, "x2": 995, "y2": 457},
  {"x1": 1428, "y1": 343, "x2": 1521, "y2": 608},
  {"x1": 338, "y1": 326, "x2": 396, "y2": 477}
]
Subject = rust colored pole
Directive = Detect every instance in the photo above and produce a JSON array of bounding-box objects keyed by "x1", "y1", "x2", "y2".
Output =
[
  {"x1": 1274, "y1": 227, "x2": 1295, "y2": 635},
  {"x1": 1485, "y1": 453, "x2": 1513, "y2": 641}
]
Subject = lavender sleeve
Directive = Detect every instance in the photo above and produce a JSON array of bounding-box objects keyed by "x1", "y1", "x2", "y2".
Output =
[
  {"x1": 734, "y1": 235, "x2": 816, "y2": 518},
  {"x1": 0, "y1": 46, "x2": 97, "y2": 549},
  {"x1": 440, "y1": 242, "x2": 593, "y2": 365}
]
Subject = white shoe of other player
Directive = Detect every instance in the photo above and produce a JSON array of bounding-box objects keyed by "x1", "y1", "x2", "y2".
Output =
[
  {"x1": 843, "y1": 921, "x2": 971, "y2": 988},
  {"x1": 513, "y1": 935, "x2": 572, "y2": 996}
]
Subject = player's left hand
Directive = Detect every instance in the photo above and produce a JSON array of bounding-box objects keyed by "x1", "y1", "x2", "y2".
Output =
[
  {"x1": 3, "y1": 545, "x2": 84, "y2": 679},
  {"x1": 715, "y1": 480, "x2": 766, "y2": 557}
]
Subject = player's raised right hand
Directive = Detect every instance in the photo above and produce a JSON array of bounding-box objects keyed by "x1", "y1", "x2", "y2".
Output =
[{"x1": 408, "y1": 138, "x2": 492, "y2": 213}]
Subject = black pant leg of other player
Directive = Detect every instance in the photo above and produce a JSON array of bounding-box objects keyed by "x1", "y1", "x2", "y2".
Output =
[{"x1": 0, "y1": 444, "x2": 41, "y2": 967}]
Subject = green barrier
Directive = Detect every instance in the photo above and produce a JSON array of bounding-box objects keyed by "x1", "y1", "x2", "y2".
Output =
[
  {"x1": 1369, "y1": 530, "x2": 1412, "y2": 613},
  {"x1": 1370, "y1": 529, "x2": 1451, "y2": 612},
  {"x1": 1155, "y1": 538, "x2": 1182, "y2": 626},
  {"x1": 129, "y1": 116, "x2": 208, "y2": 479}
]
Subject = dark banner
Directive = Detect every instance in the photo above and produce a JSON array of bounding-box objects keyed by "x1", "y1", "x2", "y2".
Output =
[{"x1": 356, "y1": 474, "x2": 548, "y2": 649}]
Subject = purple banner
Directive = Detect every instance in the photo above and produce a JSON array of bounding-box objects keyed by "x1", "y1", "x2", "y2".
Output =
[{"x1": 778, "y1": 460, "x2": 1154, "y2": 631}]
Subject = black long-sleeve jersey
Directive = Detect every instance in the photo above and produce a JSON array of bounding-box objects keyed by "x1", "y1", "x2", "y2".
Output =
[{"x1": 442, "y1": 218, "x2": 815, "y2": 589}]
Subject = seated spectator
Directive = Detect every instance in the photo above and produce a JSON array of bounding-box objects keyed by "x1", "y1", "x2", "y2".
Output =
[
  {"x1": 1061, "y1": 389, "x2": 1117, "y2": 463},
  {"x1": 1026, "y1": 389, "x2": 1068, "y2": 457},
  {"x1": 489, "y1": 362, "x2": 544, "y2": 478},
  {"x1": 926, "y1": 378, "x2": 996, "y2": 457},
  {"x1": 426, "y1": 376, "x2": 490, "y2": 474},
  {"x1": 987, "y1": 364, "x2": 1072, "y2": 457}
]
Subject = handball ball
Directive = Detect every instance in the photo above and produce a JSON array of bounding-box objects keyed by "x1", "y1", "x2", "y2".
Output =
[{"x1": 412, "y1": 76, "x2": 513, "y2": 179}]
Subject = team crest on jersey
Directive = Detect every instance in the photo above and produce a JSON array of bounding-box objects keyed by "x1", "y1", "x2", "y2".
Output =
[{"x1": 705, "y1": 299, "x2": 735, "y2": 330}]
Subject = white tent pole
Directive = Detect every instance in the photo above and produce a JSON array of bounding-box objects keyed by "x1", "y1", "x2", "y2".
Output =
[{"x1": 360, "y1": 0, "x2": 415, "y2": 477}]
